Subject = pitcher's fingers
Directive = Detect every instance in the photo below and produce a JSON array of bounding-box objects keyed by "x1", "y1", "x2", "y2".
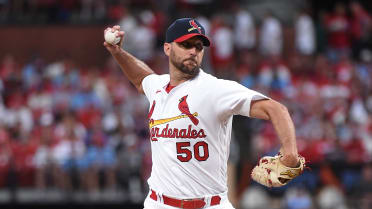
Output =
[
  {"x1": 103, "y1": 42, "x2": 112, "y2": 48},
  {"x1": 113, "y1": 25, "x2": 120, "y2": 30},
  {"x1": 111, "y1": 25, "x2": 120, "y2": 32},
  {"x1": 118, "y1": 31, "x2": 125, "y2": 37}
]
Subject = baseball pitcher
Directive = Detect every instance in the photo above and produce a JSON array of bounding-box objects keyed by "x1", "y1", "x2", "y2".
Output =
[{"x1": 104, "y1": 18, "x2": 305, "y2": 209}]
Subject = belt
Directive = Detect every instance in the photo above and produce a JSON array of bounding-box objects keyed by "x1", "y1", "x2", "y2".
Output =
[{"x1": 150, "y1": 190, "x2": 221, "y2": 209}]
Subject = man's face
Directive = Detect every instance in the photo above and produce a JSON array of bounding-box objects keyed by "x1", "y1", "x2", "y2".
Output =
[{"x1": 165, "y1": 36, "x2": 204, "y2": 79}]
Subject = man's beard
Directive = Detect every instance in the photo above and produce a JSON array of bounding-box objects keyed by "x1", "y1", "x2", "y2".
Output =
[{"x1": 170, "y1": 53, "x2": 200, "y2": 79}]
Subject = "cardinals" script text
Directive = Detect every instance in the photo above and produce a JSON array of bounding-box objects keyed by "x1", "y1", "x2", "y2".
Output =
[{"x1": 150, "y1": 124, "x2": 207, "y2": 141}]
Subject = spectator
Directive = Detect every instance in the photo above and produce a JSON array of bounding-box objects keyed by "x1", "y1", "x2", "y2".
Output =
[
  {"x1": 324, "y1": 3, "x2": 350, "y2": 62},
  {"x1": 342, "y1": 136, "x2": 367, "y2": 164},
  {"x1": 10, "y1": 125, "x2": 38, "y2": 187},
  {"x1": 319, "y1": 163, "x2": 342, "y2": 188},
  {"x1": 284, "y1": 187, "x2": 313, "y2": 209},
  {"x1": 52, "y1": 112, "x2": 86, "y2": 191},
  {"x1": 317, "y1": 185, "x2": 347, "y2": 209},
  {"x1": 210, "y1": 14, "x2": 234, "y2": 78},
  {"x1": 360, "y1": 116, "x2": 372, "y2": 160},
  {"x1": 80, "y1": 124, "x2": 117, "y2": 193},
  {"x1": 355, "y1": 49, "x2": 372, "y2": 90},
  {"x1": 259, "y1": 11, "x2": 283, "y2": 56},
  {"x1": 350, "y1": 1, "x2": 372, "y2": 59},
  {"x1": 0, "y1": 127, "x2": 11, "y2": 188},
  {"x1": 240, "y1": 186, "x2": 270, "y2": 209},
  {"x1": 28, "y1": 87, "x2": 53, "y2": 120},
  {"x1": 0, "y1": 0, "x2": 9, "y2": 22},
  {"x1": 196, "y1": 14, "x2": 212, "y2": 73},
  {"x1": 349, "y1": 97, "x2": 369, "y2": 125},
  {"x1": 295, "y1": 9, "x2": 315, "y2": 55},
  {"x1": 333, "y1": 55, "x2": 353, "y2": 86},
  {"x1": 2, "y1": 91, "x2": 33, "y2": 134},
  {"x1": 315, "y1": 10, "x2": 328, "y2": 53},
  {"x1": 234, "y1": 8, "x2": 256, "y2": 51},
  {"x1": 33, "y1": 116, "x2": 59, "y2": 190},
  {"x1": 22, "y1": 56, "x2": 44, "y2": 90},
  {"x1": 70, "y1": 76, "x2": 102, "y2": 112},
  {"x1": 256, "y1": 55, "x2": 291, "y2": 93},
  {"x1": 0, "y1": 54, "x2": 19, "y2": 90},
  {"x1": 130, "y1": 11, "x2": 157, "y2": 63},
  {"x1": 235, "y1": 51, "x2": 256, "y2": 89},
  {"x1": 118, "y1": 7, "x2": 137, "y2": 55},
  {"x1": 352, "y1": 164, "x2": 372, "y2": 209},
  {"x1": 79, "y1": 0, "x2": 106, "y2": 22},
  {"x1": 115, "y1": 132, "x2": 144, "y2": 200},
  {"x1": 147, "y1": 6, "x2": 168, "y2": 48}
]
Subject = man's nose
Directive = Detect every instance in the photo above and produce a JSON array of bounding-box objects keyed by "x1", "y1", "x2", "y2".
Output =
[{"x1": 188, "y1": 47, "x2": 197, "y2": 55}]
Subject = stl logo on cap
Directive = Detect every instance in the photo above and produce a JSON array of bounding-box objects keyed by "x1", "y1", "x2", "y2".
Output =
[{"x1": 188, "y1": 20, "x2": 202, "y2": 33}]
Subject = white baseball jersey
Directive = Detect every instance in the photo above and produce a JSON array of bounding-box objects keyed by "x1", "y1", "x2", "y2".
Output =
[{"x1": 142, "y1": 69, "x2": 267, "y2": 198}]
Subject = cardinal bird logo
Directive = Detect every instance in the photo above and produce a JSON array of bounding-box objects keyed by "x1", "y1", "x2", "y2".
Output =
[
  {"x1": 178, "y1": 95, "x2": 199, "y2": 126},
  {"x1": 188, "y1": 20, "x2": 202, "y2": 33},
  {"x1": 147, "y1": 96, "x2": 200, "y2": 129}
]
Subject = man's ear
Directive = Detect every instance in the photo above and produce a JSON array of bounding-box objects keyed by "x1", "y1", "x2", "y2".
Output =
[{"x1": 164, "y1": 43, "x2": 171, "y2": 56}]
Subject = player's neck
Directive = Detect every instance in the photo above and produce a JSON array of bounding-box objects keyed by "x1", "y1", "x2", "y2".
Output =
[{"x1": 169, "y1": 66, "x2": 189, "y2": 86}]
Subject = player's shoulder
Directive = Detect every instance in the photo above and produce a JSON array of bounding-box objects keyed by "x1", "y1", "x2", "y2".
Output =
[
  {"x1": 157, "y1": 73, "x2": 171, "y2": 84},
  {"x1": 198, "y1": 69, "x2": 218, "y2": 84},
  {"x1": 200, "y1": 70, "x2": 241, "y2": 87},
  {"x1": 143, "y1": 73, "x2": 170, "y2": 86}
]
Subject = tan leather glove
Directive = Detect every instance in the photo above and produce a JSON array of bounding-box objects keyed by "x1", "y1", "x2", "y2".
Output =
[{"x1": 251, "y1": 153, "x2": 306, "y2": 187}]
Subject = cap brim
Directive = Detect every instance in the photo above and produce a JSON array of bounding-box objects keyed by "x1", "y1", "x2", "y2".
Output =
[{"x1": 174, "y1": 33, "x2": 210, "y2": 47}]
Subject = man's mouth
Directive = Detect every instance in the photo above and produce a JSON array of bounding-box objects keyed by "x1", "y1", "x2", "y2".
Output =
[{"x1": 184, "y1": 59, "x2": 197, "y2": 65}]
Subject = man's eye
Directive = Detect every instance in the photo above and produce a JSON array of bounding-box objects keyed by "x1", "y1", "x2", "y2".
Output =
[
  {"x1": 195, "y1": 44, "x2": 203, "y2": 51},
  {"x1": 182, "y1": 43, "x2": 192, "y2": 48}
]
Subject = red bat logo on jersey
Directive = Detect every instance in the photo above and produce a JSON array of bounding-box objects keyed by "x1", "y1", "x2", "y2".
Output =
[
  {"x1": 178, "y1": 95, "x2": 199, "y2": 126},
  {"x1": 188, "y1": 20, "x2": 202, "y2": 33}
]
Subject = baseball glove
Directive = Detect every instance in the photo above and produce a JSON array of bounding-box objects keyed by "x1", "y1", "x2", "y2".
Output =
[{"x1": 251, "y1": 153, "x2": 306, "y2": 187}]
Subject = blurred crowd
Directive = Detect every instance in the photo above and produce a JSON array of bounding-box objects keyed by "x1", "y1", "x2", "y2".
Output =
[{"x1": 1, "y1": 0, "x2": 372, "y2": 208}]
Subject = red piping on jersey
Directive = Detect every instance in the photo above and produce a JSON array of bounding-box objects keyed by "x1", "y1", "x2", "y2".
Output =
[
  {"x1": 148, "y1": 100, "x2": 156, "y2": 119},
  {"x1": 165, "y1": 83, "x2": 176, "y2": 93}
]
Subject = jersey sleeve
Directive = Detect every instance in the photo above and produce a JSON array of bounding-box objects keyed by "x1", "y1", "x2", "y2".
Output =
[
  {"x1": 142, "y1": 74, "x2": 160, "y2": 102},
  {"x1": 215, "y1": 80, "x2": 269, "y2": 120}
]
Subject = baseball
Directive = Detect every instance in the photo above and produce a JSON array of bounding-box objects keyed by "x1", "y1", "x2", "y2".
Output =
[{"x1": 104, "y1": 30, "x2": 121, "y2": 45}]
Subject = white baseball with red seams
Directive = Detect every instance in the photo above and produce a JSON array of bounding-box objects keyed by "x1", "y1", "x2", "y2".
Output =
[
  {"x1": 104, "y1": 30, "x2": 121, "y2": 45},
  {"x1": 142, "y1": 69, "x2": 268, "y2": 208}
]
